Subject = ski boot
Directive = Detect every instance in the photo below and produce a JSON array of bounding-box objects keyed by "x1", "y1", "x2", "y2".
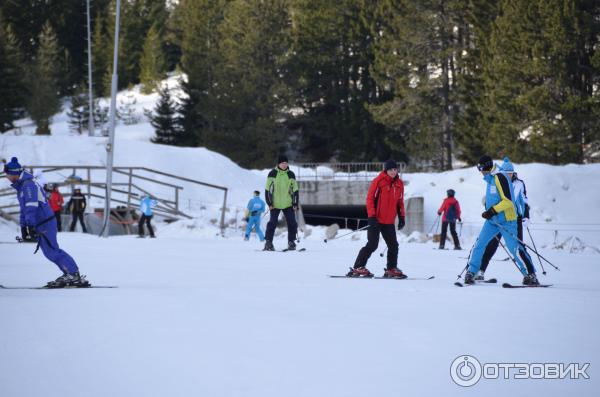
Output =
[
  {"x1": 522, "y1": 273, "x2": 540, "y2": 286},
  {"x1": 474, "y1": 271, "x2": 485, "y2": 281},
  {"x1": 346, "y1": 267, "x2": 374, "y2": 278},
  {"x1": 438, "y1": 245, "x2": 445, "y2": 250},
  {"x1": 263, "y1": 240, "x2": 275, "y2": 251},
  {"x1": 243, "y1": 236, "x2": 249, "y2": 241},
  {"x1": 383, "y1": 267, "x2": 407, "y2": 279},
  {"x1": 46, "y1": 272, "x2": 90, "y2": 288},
  {"x1": 287, "y1": 241, "x2": 296, "y2": 251},
  {"x1": 464, "y1": 271, "x2": 475, "y2": 285},
  {"x1": 454, "y1": 246, "x2": 462, "y2": 250}
]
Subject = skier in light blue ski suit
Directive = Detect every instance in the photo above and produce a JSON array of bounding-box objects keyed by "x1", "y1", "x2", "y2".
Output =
[{"x1": 245, "y1": 191, "x2": 266, "y2": 241}]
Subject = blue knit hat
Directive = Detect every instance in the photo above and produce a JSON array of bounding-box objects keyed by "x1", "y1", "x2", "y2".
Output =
[
  {"x1": 4, "y1": 157, "x2": 23, "y2": 175},
  {"x1": 500, "y1": 156, "x2": 514, "y2": 172}
]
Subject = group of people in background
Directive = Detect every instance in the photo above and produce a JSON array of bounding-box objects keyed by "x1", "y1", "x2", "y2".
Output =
[
  {"x1": 5, "y1": 151, "x2": 538, "y2": 287},
  {"x1": 245, "y1": 154, "x2": 536, "y2": 285}
]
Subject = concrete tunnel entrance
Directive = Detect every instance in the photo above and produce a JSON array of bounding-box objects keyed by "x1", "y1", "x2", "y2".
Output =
[{"x1": 302, "y1": 205, "x2": 368, "y2": 230}]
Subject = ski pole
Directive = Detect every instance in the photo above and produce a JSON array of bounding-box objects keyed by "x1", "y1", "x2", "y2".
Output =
[
  {"x1": 324, "y1": 224, "x2": 369, "y2": 243},
  {"x1": 427, "y1": 215, "x2": 440, "y2": 234},
  {"x1": 379, "y1": 246, "x2": 388, "y2": 257},
  {"x1": 457, "y1": 236, "x2": 478, "y2": 279},
  {"x1": 527, "y1": 226, "x2": 546, "y2": 275},
  {"x1": 496, "y1": 238, "x2": 527, "y2": 275},
  {"x1": 491, "y1": 220, "x2": 560, "y2": 271},
  {"x1": 459, "y1": 221, "x2": 463, "y2": 237}
]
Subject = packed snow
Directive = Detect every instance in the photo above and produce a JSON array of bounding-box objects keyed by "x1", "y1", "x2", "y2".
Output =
[{"x1": 1, "y1": 76, "x2": 599, "y2": 396}]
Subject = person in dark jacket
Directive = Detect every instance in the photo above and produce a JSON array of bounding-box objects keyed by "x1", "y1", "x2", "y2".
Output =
[
  {"x1": 348, "y1": 159, "x2": 407, "y2": 278},
  {"x1": 67, "y1": 188, "x2": 87, "y2": 233},
  {"x1": 437, "y1": 189, "x2": 462, "y2": 250}
]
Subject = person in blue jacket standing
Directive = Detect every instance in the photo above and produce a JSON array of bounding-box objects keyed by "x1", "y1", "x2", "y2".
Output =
[
  {"x1": 3, "y1": 157, "x2": 89, "y2": 288},
  {"x1": 464, "y1": 155, "x2": 537, "y2": 285},
  {"x1": 139, "y1": 195, "x2": 158, "y2": 238},
  {"x1": 244, "y1": 190, "x2": 265, "y2": 241}
]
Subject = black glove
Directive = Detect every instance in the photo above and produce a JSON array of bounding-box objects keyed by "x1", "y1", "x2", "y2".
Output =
[
  {"x1": 398, "y1": 216, "x2": 405, "y2": 230},
  {"x1": 481, "y1": 207, "x2": 497, "y2": 220},
  {"x1": 21, "y1": 227, "x2": 29, "y2": 240},
  {"x1": 368, "y1": 217, "x2": 378, "y2": 228}
]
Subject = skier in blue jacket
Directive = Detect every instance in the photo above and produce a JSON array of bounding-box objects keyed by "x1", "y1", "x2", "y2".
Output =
[
  {"x1": 464, "y1": 155, "x2": 537, "y2": 285},
  {"x1": 477, "y1": 157, "x2": 536, "y2": 280},
  {"x1": 3, "y1": 157, "x2": 89, "y2": 287},
  {"x1": 139, "y1": 195, "x2": 158, "y2": 238},
  {"x1": 244, "y1": 191, "x2": 266, "y2": 241}
]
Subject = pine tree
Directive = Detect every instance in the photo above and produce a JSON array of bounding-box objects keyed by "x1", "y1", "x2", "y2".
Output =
[
  {"x1": 0, "y1": 18, "x2": 26, "y2": 132},
  {"x1": 67, "y1": 84, "x2": 90, "y2": 134},
  {"x1": 139, "y1": 24, "x2": 165, "y2": 94},
  {"x1": 176, "y1": 0, "x2": 229, "y2": 147},
  {"x1": 483, "y1": 0, "x2": 600, "y2": 164},
  {"x1": 205, "y1": 0, "x2": 291, "y2": 167},
  {"x1": 27, "y1": 22, "x2": 61, "y2": 135},
  {"x1": 288, "y1": 0, "x2": 393, "y2": 163},
  {"x1": 150, "y1": 87, "x2": 180, "y2": 145},
  {"x1": 92, "y1": 11, "x2": 112, "y2": 98},
  {"x1": 367, "y1": 0, "x2": 472, "y2": 170}
]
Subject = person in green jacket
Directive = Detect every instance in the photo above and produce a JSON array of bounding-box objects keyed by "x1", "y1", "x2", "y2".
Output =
[{"x1": 263, "y1": 155, "x2": 299, "y2": 251}]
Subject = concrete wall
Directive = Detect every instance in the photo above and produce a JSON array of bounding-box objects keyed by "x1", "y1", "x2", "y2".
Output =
[
  {"x1": 299, "y1": 181, "x2": 371, "y2": 206},
  {"x1": 299, "y1": 181, "x2": 424, "y2": 233}
]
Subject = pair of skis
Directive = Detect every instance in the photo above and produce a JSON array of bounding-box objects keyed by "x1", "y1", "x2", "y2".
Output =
[
  {"x1": 0, "y1": 284, "x2": 117, "y2": 290},
  {"x1": 454, "y1": 279, "x2": 551, "y2": 288},
  {"x1": 328, "y1": 275, "x2": 435, "y2": 281}
]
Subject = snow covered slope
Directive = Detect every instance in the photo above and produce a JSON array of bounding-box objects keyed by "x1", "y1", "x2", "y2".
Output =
[{"x1": 0, "y1": 232, "x2": 597, "y2": 397}]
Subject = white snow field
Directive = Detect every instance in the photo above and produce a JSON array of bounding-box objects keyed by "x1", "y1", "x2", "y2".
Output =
[{"x1": 0, "y1": 227, "x2": 598, "y2": 397}]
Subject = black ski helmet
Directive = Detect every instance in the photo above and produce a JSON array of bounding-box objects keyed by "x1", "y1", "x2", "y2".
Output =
[
  {"x1": 477, "y1": 155, "x2": 494, "y2": 172},
  {"x1": 447, "y1": 189, "x2": 455, "y2": 197}
]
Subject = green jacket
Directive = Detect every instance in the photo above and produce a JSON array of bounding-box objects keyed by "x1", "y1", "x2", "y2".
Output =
[{"x1": 265, "y1": 167, "x2": 299, "y2": 209}]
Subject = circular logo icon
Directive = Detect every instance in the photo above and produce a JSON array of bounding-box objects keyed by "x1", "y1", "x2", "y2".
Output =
[{"x1": 450, "y1": 355, "x2": 482, "y2": 387}]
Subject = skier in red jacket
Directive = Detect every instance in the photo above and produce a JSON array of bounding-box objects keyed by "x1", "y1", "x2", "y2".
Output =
[
  {"x1": 437, "y1": 189, "x2": 462, "y2": 250},
  {"x1": 347, "y1": 159, "x2": 407, "y2": 278},
  {"x1": 48, "y1": 185, "x2": 65, "y2": 232}
]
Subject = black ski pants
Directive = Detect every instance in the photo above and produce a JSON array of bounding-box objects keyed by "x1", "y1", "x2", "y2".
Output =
[
  {"x1": 139, "y1": 214, "x2": 155, "y2": 237},
  {"x1": 265, "y1": 207, "x2": 297, "y2": 242},
  {"x1": 354, "y1": 219, "x2": 398, "y2": 270},
  {"x1": 69, "y1": 212, "x2": 87, "y2": 233},
  {"x1": 439, "y1": 221, "x2": 460, "y2": 248}
]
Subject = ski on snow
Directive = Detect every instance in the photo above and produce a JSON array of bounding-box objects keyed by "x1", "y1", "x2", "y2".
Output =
[
  {"x1": 0, "y1": 285, "x2": 118, "y2": 290},
  {"x1": 328, "y1": 275, "x2": 435, "y2": 281},
  {"x1": 454, "y1": 278, "x2": 497, "y2": 287},
  {"x1": 501, "y1": 283, "x2": 552, "y2": 288},
  {"x1": 255, "y1": 248, "x2": 307, "y2": 252}
]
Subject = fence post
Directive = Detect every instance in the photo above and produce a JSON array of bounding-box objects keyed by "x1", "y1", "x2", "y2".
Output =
[
  {"x1": 175, "y1": 187, "x2": 179, "y2": 214},
  {"x1": 127, "y1": 168, "x2": 133, "y2": 212},
  {"x1": 87, "y1": 167, "x2": 91, "y2": 204},
  {"x1": 220, "y1": 188, "x2": 228, "y2": 236}
]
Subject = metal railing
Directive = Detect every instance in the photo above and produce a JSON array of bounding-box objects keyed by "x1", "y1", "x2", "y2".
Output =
[
  {"x1": 0, "y1": 165, "x2": 228, "y2": 234},
  {"x1": 291, "y1": 162, "x2": 406, "y2": 181}
]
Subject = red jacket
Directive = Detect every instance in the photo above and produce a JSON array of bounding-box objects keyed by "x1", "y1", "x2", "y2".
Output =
[
  {"x1": 438, "y1": 197, "x2": 461, "y2": 222},
  {"x1": 366, "y1": 171, "x2": 405, "y2": 224},
  {"x1": 48, "y1": 190, "x2": 64, "y2": 212}
]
